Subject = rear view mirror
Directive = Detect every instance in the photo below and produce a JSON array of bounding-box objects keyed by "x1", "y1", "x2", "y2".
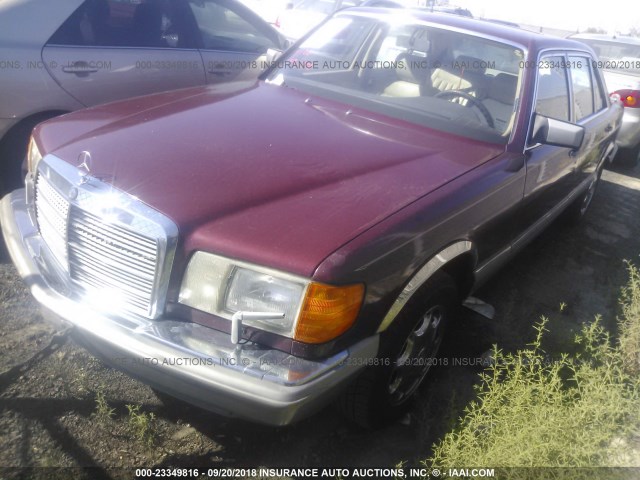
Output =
[{"x1": 530, "y1": 113, "x2": 585, "y2": 150}]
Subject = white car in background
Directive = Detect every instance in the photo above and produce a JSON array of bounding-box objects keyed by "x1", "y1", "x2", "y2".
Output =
[{"x1": 570, "y1": 33, "x2": 640, "y2": 167}]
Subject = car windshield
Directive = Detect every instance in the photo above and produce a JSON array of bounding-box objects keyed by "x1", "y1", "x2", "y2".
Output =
[
  {"x1": 265, "y1": 13, "x2": 524, "y2": 144},
  {"x1": 577, "y1": 39, "x2": 640, "y2": 74}
]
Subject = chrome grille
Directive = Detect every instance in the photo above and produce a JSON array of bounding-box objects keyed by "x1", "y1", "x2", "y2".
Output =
[
  {"x1": 32, "y1": 157, "x2": 176, "y2": 320},
  {"x1": 35, "y1": 174, "x2": 69, "y2": 269},
  {"x1": 68, "y1": 207, "x2": 159, "y2": 316}
]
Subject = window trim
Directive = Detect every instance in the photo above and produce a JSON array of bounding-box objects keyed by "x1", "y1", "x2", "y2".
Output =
[
  {"x1": 531, "y1": 52, "x2": 572, "y2": 123},
  {"x1": 567, "y1": 54, "x2": 595, "y2": 123}
]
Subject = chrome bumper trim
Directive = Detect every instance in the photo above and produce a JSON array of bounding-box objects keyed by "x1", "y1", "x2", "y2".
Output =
[{"x1": 1, "y1": 189, "x2": 379, "y2": 425}]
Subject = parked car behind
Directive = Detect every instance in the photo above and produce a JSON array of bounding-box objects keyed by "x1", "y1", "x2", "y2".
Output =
[
  {"x1": 0, "y1": 0, "x2": 288, "y2": 194},
  {"x1": 1, "y1": 10, "x2": 622, "y2": 427},
  {"x1": 570, "y1": 33, "x2": 640, "y2": 166}
]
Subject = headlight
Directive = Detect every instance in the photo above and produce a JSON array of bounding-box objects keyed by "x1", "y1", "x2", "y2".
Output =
[
  {"x1": 27, "y1": 136, "x2": 43, "y2": 174},
  {"x1": 225, "y1": 267, "x2": 305, "y2": 335},
  {"x1": 179, "y1": 251, "x2": 364, "y2": 343}
]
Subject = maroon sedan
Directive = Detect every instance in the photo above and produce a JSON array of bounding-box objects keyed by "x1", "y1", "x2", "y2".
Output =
[{"x1": 1, "y1": 10, "x2": 622, "y2": 427}]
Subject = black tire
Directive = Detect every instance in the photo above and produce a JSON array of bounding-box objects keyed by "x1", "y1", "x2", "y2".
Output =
[
  {"x1": 337, "y1": 272, "x2": 458, "y2": 428},
  {"x1": 564, "y1": 167, "x2": 602, "y2": 223},
  {"x1": 0, "y1": 235, "x2": 8, "y2": 264}
]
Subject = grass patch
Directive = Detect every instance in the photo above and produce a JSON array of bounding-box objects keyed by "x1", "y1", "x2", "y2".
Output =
[
  {"x1": 619, "y1": 262, "x2": 640, "y2": 376},
  {"x1": 92, "y1": 390, "x2": 115, "y2": 423},
  {"x1": 427, "y1": 264, "x2": 640, "y2": 473},
  {"x1": 126, "y1": 404, "x2": 157, "y2": 447}
]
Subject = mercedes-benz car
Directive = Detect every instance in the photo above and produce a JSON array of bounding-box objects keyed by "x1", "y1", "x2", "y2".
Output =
[{"x1": 1, "y1": 10, "x2": 622, "y2": 427}]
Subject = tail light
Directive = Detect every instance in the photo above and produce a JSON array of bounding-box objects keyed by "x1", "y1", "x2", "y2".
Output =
[
  {"x1": 613, "y1": 89, "x2": 640, "y2": 108},
  {"x1": 275, "y1": 16, "x2": 280, "y2": 28}
]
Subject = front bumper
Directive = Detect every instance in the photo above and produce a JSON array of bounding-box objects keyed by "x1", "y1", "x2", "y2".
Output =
[{"x1": 0, "y1": 189, "x2": 378, "y2": 425}]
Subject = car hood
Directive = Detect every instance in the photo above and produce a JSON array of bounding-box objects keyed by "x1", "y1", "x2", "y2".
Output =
[{"x1": 36, "y1": 81, "x2": 504, "y2": 277}]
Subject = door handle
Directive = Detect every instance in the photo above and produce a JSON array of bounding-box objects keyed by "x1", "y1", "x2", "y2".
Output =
[
  {"x1": 207, "y1": 69, "x2": 232, "y2": 76},
  {"x1": 605, "y1": 124, "x2": 613, "y2": 133},
  {"x1": 62, "y1": 62, "x2": 98, "y2": 75}
]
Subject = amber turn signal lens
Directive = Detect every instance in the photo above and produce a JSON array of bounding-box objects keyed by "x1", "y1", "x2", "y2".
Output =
[{"x1": 294, "y1": 283, "x2": 365, "y2": 344}]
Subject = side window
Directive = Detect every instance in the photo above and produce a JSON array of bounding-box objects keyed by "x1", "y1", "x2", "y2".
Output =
[
  {"x1": 535, "y1": 55, "x2": 570, "y2": 122},
  {"x1": 568, "y1": 56, "x2": 594, "y2": 121},
  {"x1": 188, "y1": 0, "x2": 278, "y2": 54},
  {"x1": 48, "y1": 0, "x2": 196, "y2": 49}
]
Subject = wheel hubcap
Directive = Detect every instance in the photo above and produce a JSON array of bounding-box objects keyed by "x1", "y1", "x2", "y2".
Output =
[{"x1": 388, "y1": 305, "x2": 445, "y2": 405}]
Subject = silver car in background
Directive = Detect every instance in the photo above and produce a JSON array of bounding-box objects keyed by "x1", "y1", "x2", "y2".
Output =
[
  {"x1": 571, "y1": 34, "x2": 640, "y2": 167},
  {"x1": 0, "y1": 0, "x2": 287, "y2": 193}
]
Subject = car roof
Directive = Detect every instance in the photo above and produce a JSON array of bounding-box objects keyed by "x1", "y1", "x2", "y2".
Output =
[
  {"x1": 569, "y1": 33, "x2": 640, "y2": 46},
  {"x1": 0, "y1": 0, "x2": 83, "y2": 46},
  {"x1": 337, "y1": 8, "x2": 592, "y2": 54}
]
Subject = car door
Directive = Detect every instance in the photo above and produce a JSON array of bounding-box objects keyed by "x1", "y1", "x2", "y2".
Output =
[
  {"x1": 517, "y1": 53, "x2": 582, "y2": 232},
  {"x1": 186, "y1": 0, "x2": 285, "y2": 84},
  {"x1": 41, "y1": 0, "x2": 206, "y2": 107},
  {"x1": 567, "y1": 54, "x2": 618, "y2": 185}
]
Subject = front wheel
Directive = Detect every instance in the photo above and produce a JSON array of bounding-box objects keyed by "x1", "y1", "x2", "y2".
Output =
[{"x1": 337, "y1": 272, "x2": 458, "y2": 428}]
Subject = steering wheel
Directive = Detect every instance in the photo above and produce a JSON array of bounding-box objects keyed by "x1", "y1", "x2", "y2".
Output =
[{"x1": 434, "y1": 90, "x2": 495, "y2": 129}]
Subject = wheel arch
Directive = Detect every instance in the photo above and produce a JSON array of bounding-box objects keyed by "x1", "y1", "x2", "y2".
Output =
[
  {"x1": 0, "y1": 109, "x2": 68, "y2": 192},
  {"x1": 0, "y1": 109, "x2": 68, "y2": 148},
  {"x1": 376, "y1": 240, "x2": 477, "y2": 333}
]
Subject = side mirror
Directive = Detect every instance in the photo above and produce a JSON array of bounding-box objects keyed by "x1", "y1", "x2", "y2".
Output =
[{"x1": 530, "y1": 113, "x2": 585, "y2": 150}]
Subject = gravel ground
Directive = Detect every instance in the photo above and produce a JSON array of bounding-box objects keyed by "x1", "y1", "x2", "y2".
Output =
[{"x1": 0, "y1": 161, "x2": 639, "y2": 477}]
